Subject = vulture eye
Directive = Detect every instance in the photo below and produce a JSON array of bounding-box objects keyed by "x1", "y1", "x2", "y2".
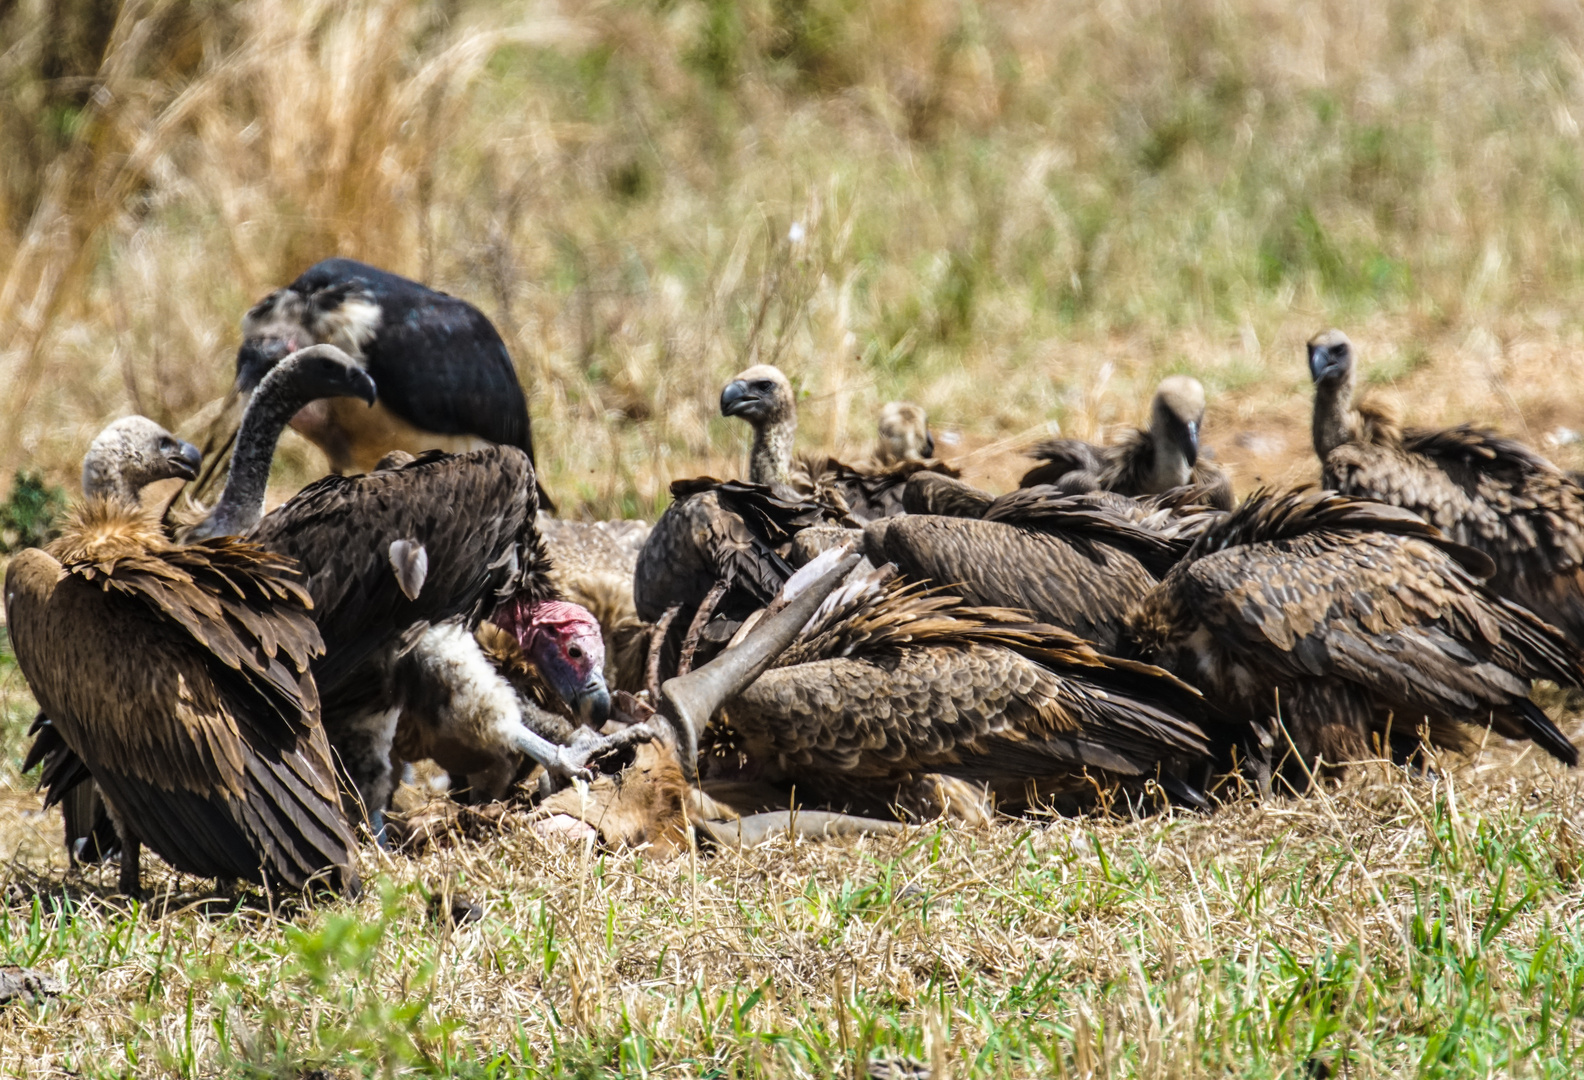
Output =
[{"x1": 567, "y1": 643, "x2": 584, "y2": 660}]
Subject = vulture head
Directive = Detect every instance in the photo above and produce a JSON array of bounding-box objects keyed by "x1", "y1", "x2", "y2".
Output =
[
  {"x1": 1148, "y1": 375, "x2": 1206, "y2": 485},
  {"x1": 1307, "y1": 329, "x2": 1354, "y2": 388},
  {"x1": 235, "y1": 275, "x2": 381, "y2": 393},
  {"x1": 721, "y1": 364, "x2": 798, "y2": 486},
  {"x1": 720, "y1": 364, "x2": 796, "y2": 428},
  {"x1": 81, "y1": 417, "x2": 202, "y2": 503},
  {"x1": 876, "y1": 401, "x2": 934, "y2": 464},
  {"x1": 491, "y1": 598, "x2": 612, "y2": 724}
]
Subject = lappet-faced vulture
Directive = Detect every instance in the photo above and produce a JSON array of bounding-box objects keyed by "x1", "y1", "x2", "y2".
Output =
[
  {"x1": 184, "y1": 346, "x2": 633, "y2": 832},
  {"x1": 1021, "y1": 376, "x2": 1234, "y2": 510},
  {"x1": 190, "y1": 257, "x2": 552, "y2": 511},
  {"x1": 1309, "y1": 328, "x2": 1584, "y2": 642},
  {"x1": 1124, "y1": 488, "x2": 1582, "y2": 788},
  {"x1": 7, "y1": 418, "x2": 358, "y2": 895}
]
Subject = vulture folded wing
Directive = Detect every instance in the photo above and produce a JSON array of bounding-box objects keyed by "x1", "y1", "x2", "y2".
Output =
[
  {"x1": 248, "y1": 446, "x2": 543, "y2": 710},
  {"x1": 865, "y1": 514, "x2": 1156, "y2": 653},
  {"x1": 5, "y1": 545, "x2": 355, "y2": 889}
]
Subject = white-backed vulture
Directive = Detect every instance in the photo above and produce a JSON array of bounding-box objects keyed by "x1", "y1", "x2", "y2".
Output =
[
  {"x1": 185, "y1": 346, "x2": 634, "y2": 832},
  {"x1": 191, "y1": 257, "x2": 552, "y2": 511},
  {"x1": 1124, "y1": 488, "x2": 1582, "y2": 788},
  {"x1": 662, "y1": 551, "x2": 1214, "y2": 811},
  {"x1": 1309, "y1": 328, "x2": 1584, "y2": 642},
  {"x1": 6, "y1": 418, "x2": 358, "y2": 895},
  {"x1": 719, "y1": 364, "x2": 958, "y2": 520},
  {"x1": 1022, "y1": 376, "x2": 1234, "y2": 510},
  {"x1": 876, "y1": 401, "x2": 935, "y2": 465}
]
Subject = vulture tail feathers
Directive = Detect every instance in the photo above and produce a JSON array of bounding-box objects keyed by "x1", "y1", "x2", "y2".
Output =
[{"x1": 1512, "y1": 700, "x2": 1579, "y2": 767}]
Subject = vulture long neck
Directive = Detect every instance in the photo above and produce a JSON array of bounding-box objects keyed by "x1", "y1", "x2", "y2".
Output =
[
  {"x1": 749, "y1": 408, "x2": 797, "y2": 488},
  {"x1": 81, "y1": 459, "x2": 144, "y2": 505},
  {"x1": 1311, "y1": 370, "x2": 1360, "y2": 460},
  {"x1": 198, "y1": 366, "x2": 321, "y2": 538}
]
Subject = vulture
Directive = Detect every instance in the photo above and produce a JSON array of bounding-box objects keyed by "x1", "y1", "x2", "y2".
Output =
[
  {"x1": 1021, "y1": 376, "x2": 1234, "y2": 510},
  {"x1": 634, "y1": 476, "x2": 839, "y2": 685},
  {"x1": 1309, "y1": 328, "x2": 1584, "y2": 642},
  {"x1": 184, "y1": 345, "x2": 632, "y2": 831},
  {"x1": 876, "y1": 401, "x2": 936, "y2": 465},
  {"x1": 661, "y1": 549, "x2": 1215, "y2": 810},
  {"x1": 191, "y1": 257, "x2": 551, "y2": 510},
  {"x1": 719, "y1": 364, "x2": 958, "y2": 520},
  {"x1": 7, "y1": 417, "x2": 358, "y2": 895},
  {"x1": 1124, "y1": 488, "x2": 1582, "y2": 787},
  {"x1": 864, "y1": 486, "x2": 1207, "y2": 653}
]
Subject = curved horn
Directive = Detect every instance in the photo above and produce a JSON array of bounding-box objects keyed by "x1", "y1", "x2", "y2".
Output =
[{"x1": 662, "y1": 551, "x2": 861, "y2": 783}]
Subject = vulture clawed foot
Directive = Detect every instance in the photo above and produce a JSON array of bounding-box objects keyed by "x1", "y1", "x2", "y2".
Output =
[{"x1": 554, "y1": 723, "x2": 657, "y2": 781}]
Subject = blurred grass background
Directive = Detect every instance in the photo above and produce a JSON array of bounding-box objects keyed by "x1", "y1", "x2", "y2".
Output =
[{"x1": 8, "y1": 0, "x2": 1584, "y2": 520}]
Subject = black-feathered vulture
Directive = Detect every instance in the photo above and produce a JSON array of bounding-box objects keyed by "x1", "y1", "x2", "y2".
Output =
[
  {"x1": 1125, "y1": 488, "x2": 1582, "y2": 788},
  {"x1": 193, "y1": 257, "x2": 552, "y2": 510},
  {"x1": 6, "y1": 417, "x2": 358, "y2": 895},
  {"x1": 1021, "y1": 376, "x2": 1234, "y2": 510},
  {"x1": 1309, "y1": 328, "x2": 1584, "y2": 642},
  {"x1": 185, "y1": 346, "x2": 632, "y2": 830}
]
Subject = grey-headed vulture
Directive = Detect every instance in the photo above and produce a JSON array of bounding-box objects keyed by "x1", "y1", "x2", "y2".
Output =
[
  {"x1": 719, "y1": 364, "x2": 958, "y2": 521},
  {"x1": 6, "y1": 418, "x2": 358, "y2": 895},
  {"x1": 1124, "y1": 488, "x2": 1582, "y2": 788},
  {"x1": 193, "y1": 257, "x2": 552, "y2": 510},
  {"x1": 1309, "y1": 328, "x2": 1584, "y2": 642},
  {"x1": 1021, "y1": 376, "x2": 1234, "y2": 510}
]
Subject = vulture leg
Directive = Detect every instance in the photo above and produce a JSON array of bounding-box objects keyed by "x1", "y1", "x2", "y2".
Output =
[
  {"x1": 646, "y1": 605, "x2": 681, "y2": 702},
  {"x1": 508, "y1": 704, "x2": 654, "y2": 784},
  {"x1": 677, "y1": 580, "x2": 729, "y2": 676},
  {"x1": 116, "y1": 832, "x2": 142, "y2": 898},
  {"x1": 333, "y1": 705, "x2": 403, "y2": 844}
]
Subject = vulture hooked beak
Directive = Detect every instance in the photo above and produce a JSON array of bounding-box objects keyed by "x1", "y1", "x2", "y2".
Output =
[
  {"x1": 719, "y1": 378, "x2": 758, "y2": 419},
  {"x1": 1308, "y1": 342, "x2": 1350, "y2": 385},
  {"x1": 1177, "y1": 418, "x2": 1200, "y2": 469},
  {"x1": 661, "y1": 551, "x2": 862, "y2": 783},
  {"x1": 575, "y1": 670, "x2": 613, "y2": 726},
  {"x1": 165, "y1": 437, "x2": 203, "y2": 482}
]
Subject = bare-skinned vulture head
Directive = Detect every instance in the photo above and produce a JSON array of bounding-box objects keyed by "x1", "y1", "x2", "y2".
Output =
[
  {"x1": 490, "y1": 598, "x2": 612, "y2": 725},
  {"x1": 80, "y1": 417, "x2": 202, "y2": 503}
]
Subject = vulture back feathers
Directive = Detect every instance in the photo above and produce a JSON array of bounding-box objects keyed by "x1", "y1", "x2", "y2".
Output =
[
  {"x1": 1125, "y1": 487, "x2": 1581, "y2": 781},
  {"x1": 6, "y1": 500, "x2": 358, "y2": 892}
]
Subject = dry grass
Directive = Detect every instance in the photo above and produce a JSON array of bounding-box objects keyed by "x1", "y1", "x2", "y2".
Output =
[{"x1": 7, "y1": 0, "x2": 1584, "y2": 1075}]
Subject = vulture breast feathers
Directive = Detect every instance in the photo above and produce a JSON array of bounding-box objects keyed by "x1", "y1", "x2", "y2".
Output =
[
  {"x1": 705, "y1": 564, "x2": 1213, "y2": 791},
  {"x1": 1125, "y1": 489, "x2": 1582, "y2": 772},
  {"x1": 634, "y1": 477, "x2": 838, "y2": 672},
  {"x1": 4, "y1": 501, "x2": 357, "y2": 891}
]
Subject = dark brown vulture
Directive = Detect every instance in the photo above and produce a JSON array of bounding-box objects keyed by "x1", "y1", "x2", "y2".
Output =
[
  {"x1": 6, "y1": 418, "x2": 358, "y2": 895},
  {"x1": 1309, "y1": 328, "x2": 1584, "y2": 642},
  {"x1": 634, "y1": 476, "x2": 839, "y2": 690},
  {"x1": 901, "y1": 472, "x2": 996, "y2": 518},
  {"x1": 719, "y1": 364, "x2": 958, "y2": 520},
  {"x1": 1124, "y1": 488, "x2": 1582, "y2": 787},
  {"x1": 659, "y1": 550, "x2": 1215, "y2": 810},
  {"x1": 864, "y1": 487, "x2": 1207, "y2": 653},
  {"x1": 1021, "y1": 376, "x2": 1234, "y2": 510},
  {"x1": 183, "y1": 346, "x2": 633, "y2": 834},
  {"x1": 190, "y1": 257, "x2": 552, "y2": 511}
]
